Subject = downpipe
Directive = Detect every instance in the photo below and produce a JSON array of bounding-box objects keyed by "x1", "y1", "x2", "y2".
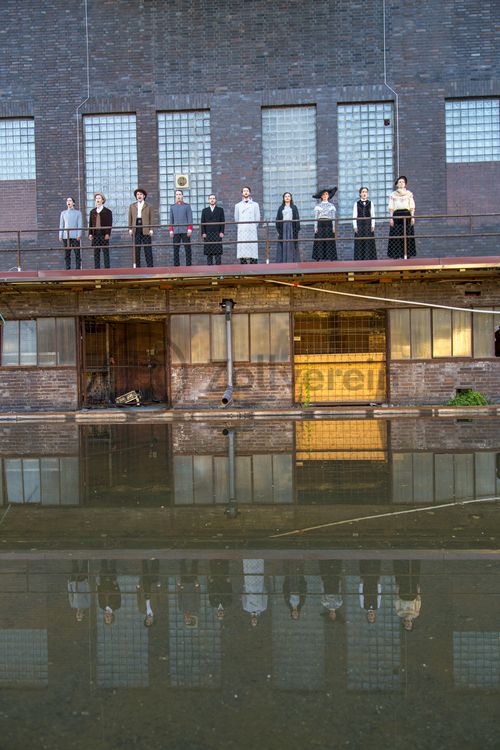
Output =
[{"x1": 220, "y1": 298, "x2": 235, "y2": 406}]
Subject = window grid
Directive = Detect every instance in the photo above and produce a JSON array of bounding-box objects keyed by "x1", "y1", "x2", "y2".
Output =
[
  {"x1": 1, "y1": 318, "x2": 76, "y2": 367},
  {"x1": 389, "y1": 308, "x2": 476, "y2": 360},
  {"x1": 0, "y1": 119, "x2": 36, "y2": 180},
  {"x1": 294, "y1": 311, "x2": 386, "y2": 355},
  {"x1": 453, "y1": 632, "x2": 500, "y2": 688},
  {"x1": 84, "y1": 115, "x2": 138, "y2": 225},
  {"x1": 262, "y1": 106, "x2": 317, "y2": 220},
  {"x1": 445, "y1": 99, "x2": 500, "y2": 163},
  {"x1": 338, "y1": 103, "x2": 394, "y2": 220},
  {"x1": 158, "y1": 111, "x2": 212, "y2": 225}
]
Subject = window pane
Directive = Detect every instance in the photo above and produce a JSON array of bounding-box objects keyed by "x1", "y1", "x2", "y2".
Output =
[
  {"x1": 4, "y1": 459, "x2": 23, "y2": 503},
  {"x1": 211, "y1": 315, "x2": 226, "y2": 361},
  {"x1": 84, "y1": 114, "x2": 138, "y2": 225},
  {"x1": 23, "y1": 459, "x2": 41, "y2": 503},
  {"x1": 233, "y1": 314, "x2": 249, "y2": 361},
  {"x1": 473, "y1": 312, "x2": 494, "y2": 358},
  {"x1": 433, "y1": 309, "x2": 452, "y2": 357},
  {"x1": 410, "y1": 309, "x2": 431, "y2": 359},
  {"x1": 389, "y1": 309, "x2": 410, "y2": 359},
  {"x1": 37, "y1": 318, "x2": 57, "y2": 366},
  {"x1": 41, "y1": 458, "x2": 60, "y2": 505},
  {"x1": 338, "y1": 102, "x2": 394, "y2": 220},
  {"x1": 452, "y1": 310, "x2": 472, "y2": 356},
  {"x1": 191, "y1": 314, "x2": 210, "y2": 363},
  {"x1": 170, "y1": 315, "x2": 190, "y2": 363},
  {"x1": 1, "y1": 321, "x2": 20, "y2": 365},
  {"x1": 158, "y1": 111, "x2": 211, "y2": 224},
  {"x1": 56, "y1": 318, "x2": 76, "y2": 365},
  {"x1": 60, "y1": 457, "x2": 80, "y2": 506},
  {"x1": 262, "y1": 106, "x2": 317, "y2": 220},
  {"x1": 445, "y1": 99, "x2": 500, "y2": 163},
  {"x1": 250, "y1": 313, "x2": 270, "y2": 362},
  {"x1": 20, "y1": 320, "x2": 37, "y2": 365},
  {"x1": 269, "y1": 312, "x2": 290, "y2": 362},
  {"x1": 0, "y1": 119, "x2": 36, "y2": 180}
]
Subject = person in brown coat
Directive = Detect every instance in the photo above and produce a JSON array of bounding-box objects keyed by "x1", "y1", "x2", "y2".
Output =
[
  {"x1": 89, "y1": 192, "x2": 113, "y2": 269},
  {"x1": 128, "y1": 187, "x2": 154, "y2": 267}
]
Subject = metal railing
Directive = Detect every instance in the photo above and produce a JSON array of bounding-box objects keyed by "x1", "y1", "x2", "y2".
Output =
[{"x1": 0, "y1": 213, "x2": 499, "y2": 272}]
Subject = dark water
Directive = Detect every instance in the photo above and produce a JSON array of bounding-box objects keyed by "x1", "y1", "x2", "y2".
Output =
[{"x1": 0, "y1": 417, "x2": 499, "y2": 748}]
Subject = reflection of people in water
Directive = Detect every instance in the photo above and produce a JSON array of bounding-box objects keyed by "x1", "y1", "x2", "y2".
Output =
[
  {"x1": 393, "y1": 560, "x2": 421, "y2": 631},
  {"x1": 242, "y1": 559, "x2": 268, "y2": 627},
  {"x1": 359, "y1": 560, "x2": 382, "y2": 624},
  {"x1": 283, "y1": 561, "x2": 307, "y2": 620},
  {"x1": 319, "y1": 559, "x2": 343, "y2": 621},
  {"x1": 137, "y1": 559, "x2": 161, "y2": 628},
  {"x1": 208, "y1": 560, "x2": 233, "y2": 620},
  {"x1": 176, "y1": 560, "x2": 200, "y2": 628},
  {"x1": 98, "y1": 560, "x2": 121, "y2": 625},
  {"x1": 67, "y1": 560, "x2": 91, "y2": 622}
]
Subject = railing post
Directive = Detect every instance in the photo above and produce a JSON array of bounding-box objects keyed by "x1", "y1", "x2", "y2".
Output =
[
  {"x1": 16, "y1": 230, "x2": 21, "y2": 271},
  {"x1": 131, "y1": 231, "x2": 136, "y2": 268},
  {"x1": 265, "y1": 220, "x2": 270, "y2": 264}
]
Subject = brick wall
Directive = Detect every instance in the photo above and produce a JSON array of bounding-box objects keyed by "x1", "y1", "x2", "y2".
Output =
[
  {"x1": 172, "y1": 421, "x2": 295, "y2": 454},
  {"x1": 0, "y1": 424, "x2": 79, "y2": 454},
  {"x1": 390, "y1": 418, "x2": 500, "y2": 451},
  {"x1": 389, "y1": 360, "x2": 500, "y2": 405},
  {"x1": 0, "y1": 369, "x2": 78, "y2": 412}
]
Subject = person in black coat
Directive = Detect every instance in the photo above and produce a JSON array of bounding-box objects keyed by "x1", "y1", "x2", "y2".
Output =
[
  {"x1": 88, "y1": 192, "x2": 113, "y2": 269},
  {"x1": 275, "y1": 191, "x2": 300, "y2": 262},
  {"x1": 97, "y1": 559, "x2": 121, "y2": 625},
  {"x1": 200, "y1": 194, "x2": 225, "y2": 265}
]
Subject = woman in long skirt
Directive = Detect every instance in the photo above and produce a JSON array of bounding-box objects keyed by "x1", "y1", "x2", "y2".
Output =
[
  {"x1": 275, "y1": 191, "x2": 300, "y2": 262},
  {"x1": 387, "y1": 176, "x2": 416, "y2": 258},
  {"x1": 353, "y1": 186, "x2": 377, "y2": 260},
  {"x1": 312, "y1": 187, "x2": 337, "y2": 261}
]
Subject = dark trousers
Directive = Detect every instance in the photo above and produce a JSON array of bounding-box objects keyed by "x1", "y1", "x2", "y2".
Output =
[
  {"x1": 93, "y1": 239, "x2": 110, "y2": 269},
  {"x1": 173, "y1": 233, "x2": 192, "y2": 266},
  {"x1": 134, "y1": 229, "x2": 153, "y2": 267},
  {"x1": 207, "y1": 254, "x2": 222, "y2": 265},
  {"x1": 64, "y1": 239, "x2": 81, "y2": 270}
]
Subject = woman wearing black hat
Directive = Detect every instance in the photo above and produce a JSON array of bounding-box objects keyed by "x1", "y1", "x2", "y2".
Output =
[
  {"x1": 387, "y1": 176, "x2": 416, "y2": 258},
  {"x1": 312, "y1": 187, "x2": 337, "y2": 261},
  {"x1": 275, "y1": 191, "x2": 300, "y2": 262}
]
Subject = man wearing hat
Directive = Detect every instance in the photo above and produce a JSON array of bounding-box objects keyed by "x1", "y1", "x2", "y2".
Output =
[
  {"x1": 88, "y1": 192, "x2": 113, "y2": 269},
  {"x1": 128, "y1": 188, "x2": 154, "y2": 267}
]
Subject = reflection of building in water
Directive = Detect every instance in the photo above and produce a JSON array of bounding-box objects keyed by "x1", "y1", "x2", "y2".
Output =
[
  {"x1": 453, "y1": 633, "x2": 500, "y2": 689},
  {"x1": 271, "y1": 575, "x2": 325, "y2": 690},
  {"x1": 167, "y1": 576, "x2": 221, "y2": 688},
  {"x1": 296, "y1": 420, "x2": 390, "y2": 505},
  {"x1": 0, "y1": 629, "x2": 48, "y2": 688},
  {"x1": 96, "y1": 575, "x2": 149, "y2": 688},
  {"x1": 345, "y1": 565, "x2": 401, "y2": 691}
]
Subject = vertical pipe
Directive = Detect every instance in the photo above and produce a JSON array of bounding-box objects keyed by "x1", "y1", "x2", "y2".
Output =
[
  {"x1": 221, "y1": 299, "x2": 235, "y2": 405},
  {"x1": 16, "y1": 230, "x2": 21, "y2": 271}
]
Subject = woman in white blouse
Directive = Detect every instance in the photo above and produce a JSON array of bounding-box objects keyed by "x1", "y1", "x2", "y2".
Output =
[
  {"x1": 312, "y1": 187, "x2": 337, "y2": 261},
  {"x1": 387, "y1": 176, "x2": 416, "y2": 258}
]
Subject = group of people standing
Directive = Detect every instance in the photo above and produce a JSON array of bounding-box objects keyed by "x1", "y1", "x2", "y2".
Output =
[{"x1": 58, "y1": 177, "x2": 416, "y2": 270}]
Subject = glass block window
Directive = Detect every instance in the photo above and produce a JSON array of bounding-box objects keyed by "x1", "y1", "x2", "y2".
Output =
[
  {"x1": 0, "y1": 119, "x2": 36, "y2": 180},
  {"x1": 0, "y1": 630, "x2": 48, "y2": 686},
  {"x1": 262, "y1": 106, "x2": 317, "y2": 220},
  {"x1": 84, "y1": 114, "x2": 138, "y2": 225},
  {"x1": 338, "y1": 103, "x2": 394, "y2": 220},
  {"x1": 158, "y1": 111, "x2": 212, "y2": 224},
  {"x1": 445, "y1": 100, "x2": 500, "y2": 163}
]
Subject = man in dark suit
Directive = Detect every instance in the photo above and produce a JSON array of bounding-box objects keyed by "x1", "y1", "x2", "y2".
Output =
[
  {"x1": 128, "y1": 187, "x2": 154, "y2": 267},
  {"x1": 88, "y1": 192, "x2": 113, "y2": 269},
  {"x1": 200, "y1": 193, "x2": 225, "y2": 265}
]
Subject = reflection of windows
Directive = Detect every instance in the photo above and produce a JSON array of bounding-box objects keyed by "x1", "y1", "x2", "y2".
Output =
[
  {"x1": 390, "y1": 308, "x2": 476, "y2": 359},
  {"x1": 84, "y1": 114, "x2": 138, "y2": 223},
  {"x1": 0, "y1": 630, "x2": 48, "y2": 686},
  {"x1": 0, "y1": 118, "x2": 36, "y2": 180},
  {"x1": 3, "y1": 457, "x2": 79, "y2": 505},
  {"x1": 338, "y1": 103, "x2": 394, "y2": 220},
  {"x1": 453, "y1": 632, "x2": 500, "y2": 688},
  {"x1": 1, "y1": 318, "x2": 76, "y2": 366},
  {"x1": 173, "y1": 454, "x2": 293, "y2": 504},
  {"x1": 262, "y1": 106, "x2": 317, "y2": 220},
  {"x1": 158, "y1": 111, "x2": 211, "y2": 224},
  {"x1": 170, "y1": 313, "x2": 290, "y2": 363},
  {"x1": 445, "y1": 99, "x2": 500, "y2": 163}
]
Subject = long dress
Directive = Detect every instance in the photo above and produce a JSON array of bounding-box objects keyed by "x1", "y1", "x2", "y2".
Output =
[
  {"x1": 276, "y1": 204, "x2": 300, "y2": 262},
  {"x1": 353, "y1": 199, "x2": 377, "y2": 260},
  {"x1": 312, "y1": 201, "x2": 337, "y2": 260},
  {"x1": 242, "y1": 558, "x2": 268, "y2": 618},
  {"x1": 235, "y1": 199, "x2": 260, "y2": 260},
  {"x1": 387, "y1": 189, "x2": 416, "y2": 258}
]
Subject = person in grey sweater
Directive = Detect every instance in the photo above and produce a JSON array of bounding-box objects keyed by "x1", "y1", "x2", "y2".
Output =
[
  {"x1": 59, "y1": 196, "x2": 83, "y2": 270},
  {"x1": 168, "y1": 189, "x2": 193, "y2": 266}
]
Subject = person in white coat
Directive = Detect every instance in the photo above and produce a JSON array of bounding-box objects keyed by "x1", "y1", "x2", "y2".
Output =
[
  {"x1": 234, "y1": 186, "x2": 260, "y2": 264},
  {"x1": 242, "y1": 558, "x2": 268, "y2": 627}
]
